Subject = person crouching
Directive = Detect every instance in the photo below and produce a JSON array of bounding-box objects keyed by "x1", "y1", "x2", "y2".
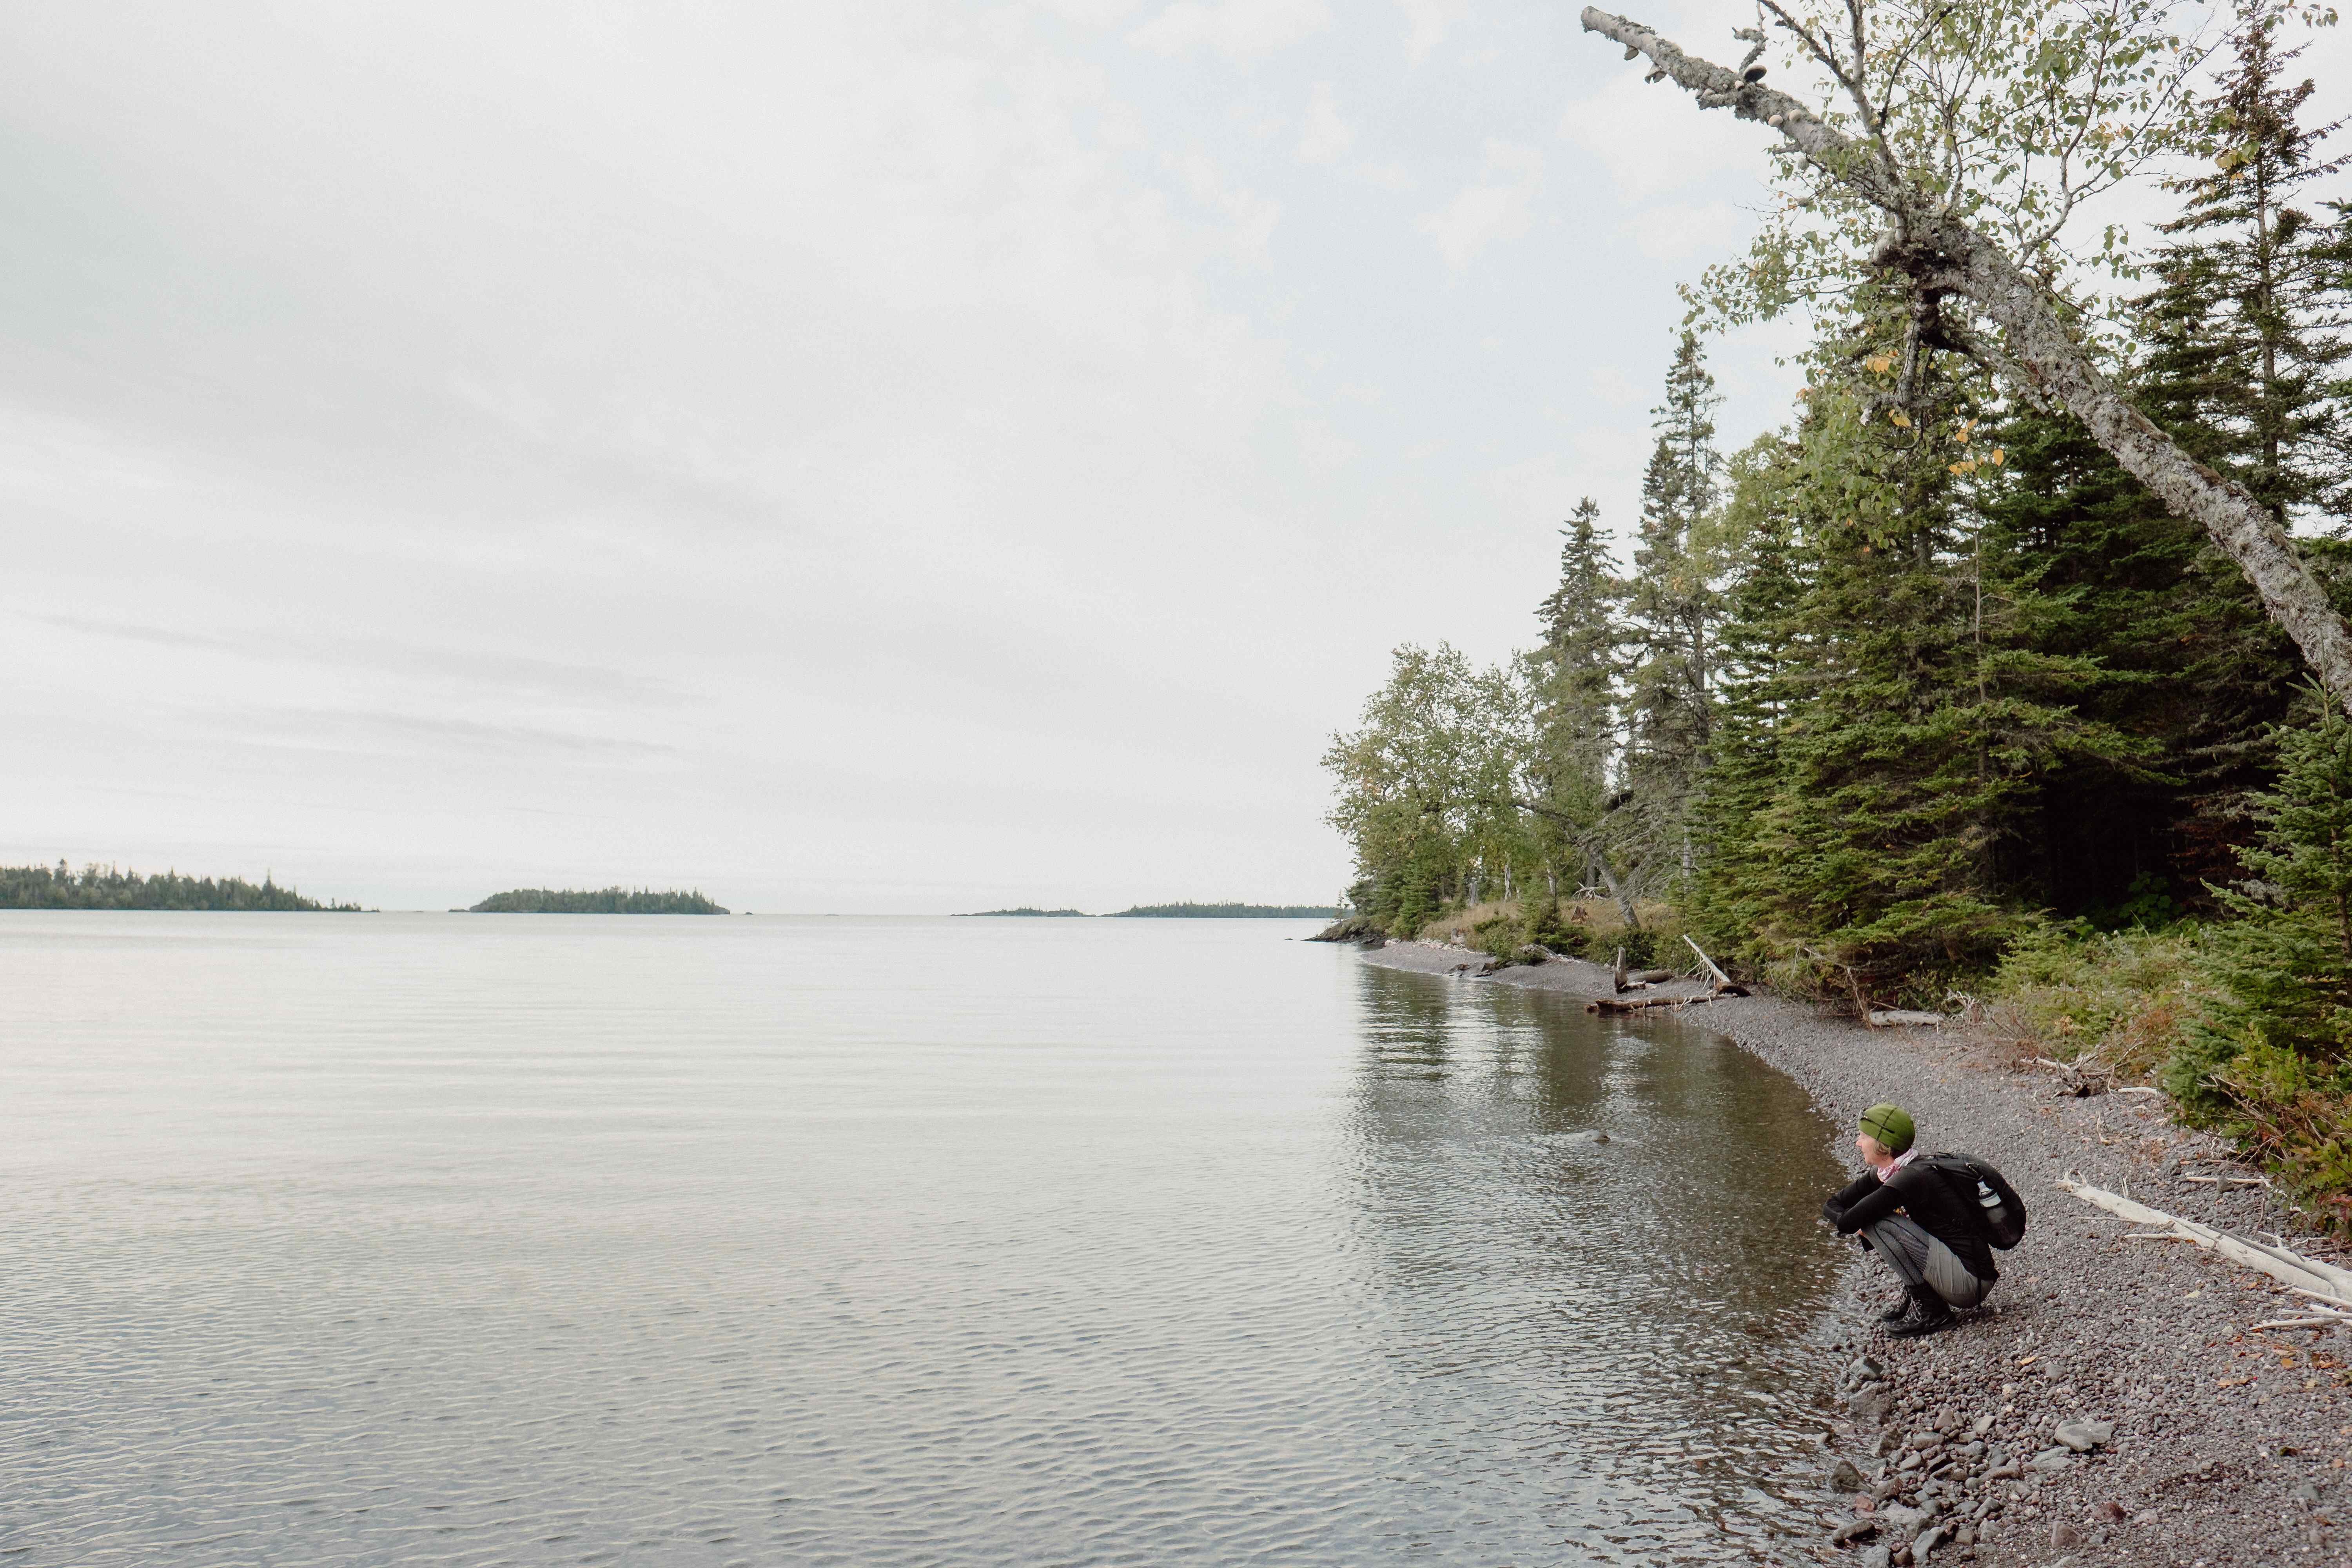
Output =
[{"x1": 1820, "y1": 1103, "x2": 1996, "y2": 1338}]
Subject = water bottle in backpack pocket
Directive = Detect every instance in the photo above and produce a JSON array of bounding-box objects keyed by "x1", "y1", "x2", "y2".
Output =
[{"x1": 1920, "y1": 1152, "x2": 2028, "y2": 1249}]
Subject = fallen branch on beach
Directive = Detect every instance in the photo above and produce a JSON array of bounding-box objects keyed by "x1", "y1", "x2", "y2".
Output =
[
  {"x1": 1590, "y1": 937, "x2": 1748, "y2": 1014},
  {"x1": 1683, "y1": 935, "x2": 1734, "y2": 991},
  {"x1": 2027, "y1": 1055, "x2": 2113, "y2": 1097},
  {"x1": 2056, "y1": 1176, "x2": 2352, "y2": 1310},
  {"x1": 1589, "y1": 989, "x2": 1744, "y2": 1014},
  {"x1": 1610, "y1": 947, "x2": 1677, "y2": 993},
  {"x1": 2254, "y1": 1314, "x2": 2352, "y2": 1332},
  {"x1": 1866, "y1": 1008, "x2": 1944, "y2": 1027}
]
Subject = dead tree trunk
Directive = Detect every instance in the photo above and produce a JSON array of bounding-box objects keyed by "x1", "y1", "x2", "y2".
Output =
[{"x1": 1577, "y1": 6, "x2": 2352, "y2": 711}]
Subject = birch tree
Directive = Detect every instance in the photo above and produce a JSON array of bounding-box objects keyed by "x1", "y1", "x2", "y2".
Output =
[{"x1": 1577, "y1": 2, "x2": 2352, "y2": 710}]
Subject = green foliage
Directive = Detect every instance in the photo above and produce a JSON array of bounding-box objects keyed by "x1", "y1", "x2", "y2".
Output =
[
  {"x1": 1616, "y1": 331, "x2": 1724, "y2": 897},
  {"x1": 1685, "y1": 315, "x2": 2149, "y2": 996},
  {"x1": 2173, "y1": 701, "x2": 2352, "y2": 1112},
  {"x1": 0, "y1": 861, "x2": 356, "y2": 911},
  {"x1": 2137, "y1": 1, "x2": 2352, "y2": 524},
  {"x1": 470, "y1": 887, "x2": 728, "y2": 914},
  {"x1": 1986, "y1": 921, "x2": 2211, "y2": 1077}
]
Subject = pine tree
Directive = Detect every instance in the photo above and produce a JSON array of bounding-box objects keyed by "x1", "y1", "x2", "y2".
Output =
[
  {"x1": 1532, "y1": 497, "x2": 1623, "y2": 890},
  {"x1": 2135, "y1": 0, "x2": 2352, "y2": 524},
  {"x1": 1684, "y1": 432, "x2": 1809, "y2": 949},
  {"x1": 1617, "y1": 330, "x2": 1723, "y2": 893},
  {"x1": 2170, "y1": 697, "x2": 2352, "y2": 1198},
  {"x1": 1977, "y1": 400, "x2": 2298, "y2": 916},
  {"x1": 1690, "y1": 311, "x2": 2147, "y2": 993}
]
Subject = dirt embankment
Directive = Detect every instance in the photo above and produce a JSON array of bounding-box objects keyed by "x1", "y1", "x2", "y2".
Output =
[{"x1": 1365, "y1": 939, "x2": 2351, "y2": 1568}]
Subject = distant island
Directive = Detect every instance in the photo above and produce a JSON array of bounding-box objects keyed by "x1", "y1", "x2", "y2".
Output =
[
  {"x1": 955, "y1": 902, "x2": 1344, "y2": 918},
  {"x1": 954, "y1": 907, "x2": 1092, "y2": 917},
  {"x1": 0, "y1": 861, "x2": 359, "y2": 911},
  {"x1": 1108, "y1": 902, "x2": 1341, "y2": 918},
  {"x1": 468, "y1": 887, "x2": 728, "y2": 914}
]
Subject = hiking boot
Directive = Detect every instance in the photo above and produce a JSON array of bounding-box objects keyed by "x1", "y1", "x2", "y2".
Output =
[
  {"x1": 1887, "y1": 1286, "x2": 1956, "y2": 1339},
  {"x1": 1878, "y1": 1293, "x2": 1916, "y2": 1324}
]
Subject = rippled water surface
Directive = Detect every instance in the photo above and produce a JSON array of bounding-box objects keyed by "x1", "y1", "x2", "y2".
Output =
[{"x1": 0, "y1": 914, "x2": 1849, "y2": 1565}]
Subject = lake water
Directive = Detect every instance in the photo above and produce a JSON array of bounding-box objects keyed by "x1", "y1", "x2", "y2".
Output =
[{"x1": 0, "y1": 914, "x2": 1849, "y2": 1566}]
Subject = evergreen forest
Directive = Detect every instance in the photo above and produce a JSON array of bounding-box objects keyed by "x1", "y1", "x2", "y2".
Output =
[
  {"x1": 1325, "y1": 3, "x2": 2352, "y2": 1212},
  {"x1": 468, "y1": 888, "x2": 730, "y2": 914},
  {"x1": 0, "y1": 862, "x2": 359, "y2": 911}
]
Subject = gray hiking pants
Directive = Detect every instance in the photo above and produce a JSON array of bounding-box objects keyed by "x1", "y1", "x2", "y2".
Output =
[{"x1": 1862, "y1": 1216, "x2": 1990, "y2": 1308}]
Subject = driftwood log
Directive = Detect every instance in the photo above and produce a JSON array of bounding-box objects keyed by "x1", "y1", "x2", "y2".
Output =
[
  {"x1": 2056, "y1": 1177, "x2": 2352, "y2": 1308},
  {"x1": 1866, "y1": 1008, "x2": 1944, "y2": 1027},
  {"x1": 1610, "y1": 947, "x2": 1677, "y2": 993},
  {"x1": 1589, "y1": 987, "x2": 1748, "y2": 1015},
  {"x1": 1577, "y1": 7, "x2": 2352, "y2": 713},
  {"x1": 1590, "y1": 936, "x2": 1748, "y2": 1014}
]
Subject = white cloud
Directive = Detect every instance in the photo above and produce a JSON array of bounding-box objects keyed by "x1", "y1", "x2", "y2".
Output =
[
  {"x1": 1587, "y1": 365, "x2": 1642, "y2": 408},
  {"x1": 1296, "y1": 82, "x2": 1352, "y2": 163},
  {"x1": 1417, "y1": 140, "x2": 1543, "y2": 272},
  {"x1": 1558, "y1": 70, "x2": 1761, "y2": 200},
  {"x1": 1620, "y1": 200, "x2": 1747, "y2": 261},
  {"x1": 1395, "y1": 0, "x2": 1469, "y2": 64},
  {"x1": 1168, "y1": 152, "x2": 1282, "y2": 263},
  {"x1": 1129, "y1": 0, "x2": 1332, "y2": 60},
  {"x1": 1350, "y1": 160, "x2": 1414, "y2": 192}
]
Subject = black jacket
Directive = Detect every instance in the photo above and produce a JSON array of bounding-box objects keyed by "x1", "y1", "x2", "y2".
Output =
[{"x1": 1823, "y1": 1159, "x2": 1998, "y2": 1282}]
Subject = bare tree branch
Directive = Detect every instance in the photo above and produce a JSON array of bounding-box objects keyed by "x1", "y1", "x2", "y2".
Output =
[{"x1": 1577, "y1": 5, "x2": 2352, "y2": 711}]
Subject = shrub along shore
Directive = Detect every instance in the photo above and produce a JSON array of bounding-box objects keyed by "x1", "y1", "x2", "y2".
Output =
[{"x1": 1360, "y1": 938, "x2": 2350, "y2": 1565}]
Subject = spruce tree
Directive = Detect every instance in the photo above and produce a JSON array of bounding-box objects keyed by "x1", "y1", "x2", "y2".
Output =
[
  {"x1": 1617, "y1": 330, "x2": 1722, "y2": 893},
  {"x1": 1532, "y1": 497, "x2": 1624, "y2": 891},
  {"x1": 1691, "y1": 309, "x2": 2146, "y2": 993},
  {"x1": 1683, "y1": 433, "x2": 1808, "y2": 949},
  {"x1": 2135, "y1": 0, "x2": 2352, "y2": 523},
  {"x1": 2171, "y1": 697, "x2": 2352, "y2": 1198}
]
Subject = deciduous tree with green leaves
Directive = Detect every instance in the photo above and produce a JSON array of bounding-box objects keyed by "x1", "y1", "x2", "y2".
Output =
[{"x1": 1578, "y1": 0, "x2": 2352, "y2": 711}]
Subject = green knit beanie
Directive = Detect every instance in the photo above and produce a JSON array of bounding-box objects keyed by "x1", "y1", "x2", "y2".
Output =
[{"x1": 1859, "y1": 1103, "x2": 1915, "y2": 1154}]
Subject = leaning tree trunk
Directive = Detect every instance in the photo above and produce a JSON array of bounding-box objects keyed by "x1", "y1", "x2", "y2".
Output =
[{"x1": 1579, "y1": 6, "x2": 2352, "y2": 711}]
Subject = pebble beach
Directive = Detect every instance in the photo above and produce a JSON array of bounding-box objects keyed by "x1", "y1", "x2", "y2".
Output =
[{"x1": 1364, "y1": 938, "x2": 2351, "y2": 1568}]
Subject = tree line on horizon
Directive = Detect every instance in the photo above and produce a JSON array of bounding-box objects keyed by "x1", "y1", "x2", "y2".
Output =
[
  {"x1": 1326, "y1": 2, "x2": 2352, "y2": 1209},
  {"x1": 0, "y1": 861, "x2": 358, "y2": 911},
  {"x1": 466, "y1": 888, "x2": 729, "y2": 914}
]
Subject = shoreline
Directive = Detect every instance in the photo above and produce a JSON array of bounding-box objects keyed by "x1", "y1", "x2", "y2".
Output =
[{"x1": 1362, "y1": 939, "x2": 2347, "y2": 1567}]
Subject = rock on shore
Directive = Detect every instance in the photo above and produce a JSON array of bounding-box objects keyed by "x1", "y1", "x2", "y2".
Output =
[{"x1": 1361, "y1": 939, "x2": 2350, "y2": 1568}]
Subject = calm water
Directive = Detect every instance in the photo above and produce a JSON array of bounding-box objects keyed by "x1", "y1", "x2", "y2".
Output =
[{"x1": 0, "y1": 915, "x2": 1848, "y2": 1566}]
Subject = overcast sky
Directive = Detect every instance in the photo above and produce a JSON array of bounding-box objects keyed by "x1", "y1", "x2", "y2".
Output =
[{"x1": 2, "y1": 1, "x2": 2323, "y2": 912}]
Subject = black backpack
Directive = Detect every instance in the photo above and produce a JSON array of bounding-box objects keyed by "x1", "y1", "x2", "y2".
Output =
[{"x1": 1919, "y1": 1153, "x2": 2028, "y2": 1250}]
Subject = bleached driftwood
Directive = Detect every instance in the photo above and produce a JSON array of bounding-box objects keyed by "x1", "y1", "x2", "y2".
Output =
[
  {"x1": 2180, "y1": 1174, "x2": 2271, "y2": 1189},
  {"x1": 1588, "y1": 988, "x2": 1746, "y2": 1016},
  {"x1": 2028, "y1": 1055, "x2": 2112, "y2": 1097},
  {"x1": 1866, "y1": 1008, "x2": 1944, "y2": 1027},
  {"x1": 1684, "y1": 935, "x2": 1735, "y2": 991},
  {"x1": 2055, "y1": 1177, "x2": 2352, "y2": 1307}
]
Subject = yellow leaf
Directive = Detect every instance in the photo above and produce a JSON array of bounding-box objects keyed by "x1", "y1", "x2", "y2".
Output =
[
  {"x1": 1991, "y1": 447, "x2": 2007, "y2": 465},
  {"x1": 1865, "y1": 354, "x2": 1894, "y2": 374},
  {"x1": 1889, "y1": 408, "x2": 1912, "y2": 428}
]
